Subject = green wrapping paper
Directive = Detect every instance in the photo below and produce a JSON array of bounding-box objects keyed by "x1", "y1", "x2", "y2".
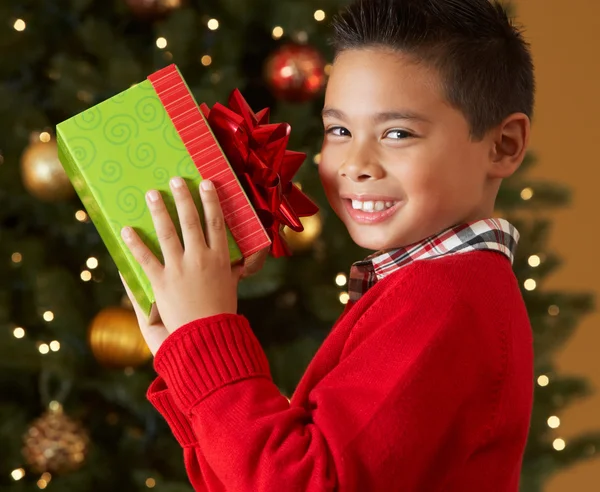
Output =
[{"x1": 57, "y1": 80, "x2": 242, "y2": 317}]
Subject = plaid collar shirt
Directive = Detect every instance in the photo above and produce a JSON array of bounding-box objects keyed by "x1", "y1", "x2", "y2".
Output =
[{"x1": 348, "y1": 218, "x2": 520, "y2": 303}]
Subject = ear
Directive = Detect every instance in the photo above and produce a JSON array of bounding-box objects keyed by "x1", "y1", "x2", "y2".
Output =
[{"x1": 487, "y1": 113, "x2": 531, "y2": 179}]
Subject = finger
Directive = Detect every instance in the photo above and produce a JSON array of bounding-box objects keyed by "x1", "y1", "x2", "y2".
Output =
[
  {"x1": 119, "y1": 272, "x2": 147, "y2": 322},
  {"x1": 121, "y1": 226, "x2": 163, "y2": 280},
  {"x1": 146, "y1": 189, "x2": 183, "y2": 262},
  {"x1": 169, "y1": 176, "x2": 206, "y2": 252},
  {"x1": 119, "y1": 273, "x2": 168, "y2": 355},
  {"x1": 199, "y1": 180, "x2": 229, "y2": 253},
  {"x1": 241, "y1": 247, "x2": 269, "y2": 278}
]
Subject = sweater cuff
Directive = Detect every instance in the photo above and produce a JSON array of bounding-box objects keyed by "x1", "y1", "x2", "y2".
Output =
[
  {"x1": 154, "y1": 313, "x2": 271, "y2": 414},
  {"x1": 147, "y1": 377, "x2": 197, "y2": 447}
]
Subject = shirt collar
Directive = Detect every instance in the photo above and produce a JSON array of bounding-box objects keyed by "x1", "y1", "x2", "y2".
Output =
[{"x1": 348, "y1": 218, "x2": 520, "y2": 302}]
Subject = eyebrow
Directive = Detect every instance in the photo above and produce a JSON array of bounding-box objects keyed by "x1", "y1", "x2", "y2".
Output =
[{"x1": 321, "y1": 107, "x2": 431, "y2": 124}]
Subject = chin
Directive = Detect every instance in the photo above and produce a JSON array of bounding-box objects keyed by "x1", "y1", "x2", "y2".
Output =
[{"x1": 347, "y1": 227, "x2": 401, "y2": 252}]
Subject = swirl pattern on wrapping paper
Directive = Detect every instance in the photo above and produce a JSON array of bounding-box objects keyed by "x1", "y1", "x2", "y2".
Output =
[
  {"x1": 73, "y1": 106, "x2": 102, "y2": 131},
  {"x1": 116, "y1": 186, "x2": 147, "y2": 221},
  {"x1": 135, "y1": 96, "x2": 165, "y2": 131},
  {"x1": 111, "y1": 92, "x2": 127, "y2": 104},
  {"x1": 109, "y1": 219, "x2": 123, "y2": 235},
  {"x1": 99, "y1": 160, "x2": 123, "y2": 184},
  {"x1": 153, "y1": 167, "x2": 170, "y2": 185},
  {"x1": 103, "y1": 114, "x2": 139, "y2": 145},
  {"x1": 127, "y1": 141, "x2": 156, "y2": 169},
  {"x1": 177, "y1": 155, "x2": 197, "y2": 177},
  {"x1": 69, "y1": 137, "x2": 97, "y2": 170},
  {"x1": 163, "y1": 123, "x2": 185, "y2": 150},
  {"x1": 137, "y1": 81, "x2": 155, "y2": 92}
]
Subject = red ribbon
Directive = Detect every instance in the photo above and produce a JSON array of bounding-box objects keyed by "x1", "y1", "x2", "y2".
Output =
[{"x1": 200, "y1": 90, "x2": 319, "y2": 257}]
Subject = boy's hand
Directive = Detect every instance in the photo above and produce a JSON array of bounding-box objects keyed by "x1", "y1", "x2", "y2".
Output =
[
  {"x1": 120, "y1": 273, "x2": 167, "y2": 356},
  {"x1": 121, "y1": 177, "x2": 243, "y2": 337}
]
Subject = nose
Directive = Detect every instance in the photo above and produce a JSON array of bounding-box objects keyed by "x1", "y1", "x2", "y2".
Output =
[{"x1": 338, "y1": 142, "x2": 384, "y2": 182}]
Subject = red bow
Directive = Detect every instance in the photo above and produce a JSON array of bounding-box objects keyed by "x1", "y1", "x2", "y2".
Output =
[{"x1": 200, "y1": 90, "x2": 319, "y2": 257}]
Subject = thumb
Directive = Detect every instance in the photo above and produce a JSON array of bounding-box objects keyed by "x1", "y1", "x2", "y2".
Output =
[{"x1": 232, "y1": 263, "x2": 245, "y2": 283}]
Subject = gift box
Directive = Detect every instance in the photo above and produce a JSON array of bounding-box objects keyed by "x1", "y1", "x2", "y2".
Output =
[{"x1": 57, "y1": 64, "x2": 317, "y2": 318}]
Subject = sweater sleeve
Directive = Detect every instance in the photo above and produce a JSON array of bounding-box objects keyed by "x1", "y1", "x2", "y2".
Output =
[
  {"x1": 152, "y1": 263, "x2": 508, "y2": 492},
  {"x1": 147, "y1": 377, "x2": 197, "y2": 447}
]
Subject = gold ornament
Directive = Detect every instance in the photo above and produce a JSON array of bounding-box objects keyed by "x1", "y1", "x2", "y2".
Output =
[
  {"x1": 22, "y1": 402, "x2": 89, "y2": 474},
  {"x1": 283, "y1": 213, "x2": 322, "y2": 252},
  {"x1": 20, "y1": 139, "x2": 74, "y2": 202},
  {"x1": 88, "y1": 306, "x2": 152, "y2": 368}
]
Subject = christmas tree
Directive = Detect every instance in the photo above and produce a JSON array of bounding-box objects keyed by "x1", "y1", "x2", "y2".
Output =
[{"x1": 0, "y1": 1, "x2": 598, "y2": 491}]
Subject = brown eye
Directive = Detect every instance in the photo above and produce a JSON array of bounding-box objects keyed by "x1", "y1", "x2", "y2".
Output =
[
  {"x1": 326, "y1": 126, "x2": 351, "y2": 137},
  {"x1": 384, "y1": 129, "x2": 412, "y2": 140}
]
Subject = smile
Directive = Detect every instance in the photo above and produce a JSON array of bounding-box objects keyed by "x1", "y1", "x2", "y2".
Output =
[{"x1": 342, "y1": 198, "x2": 402, "y2": 224}]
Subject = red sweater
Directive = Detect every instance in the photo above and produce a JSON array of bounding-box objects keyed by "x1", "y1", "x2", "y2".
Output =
[{"x1": 148, "y1": 251, "x2": 534, "y2": 491}]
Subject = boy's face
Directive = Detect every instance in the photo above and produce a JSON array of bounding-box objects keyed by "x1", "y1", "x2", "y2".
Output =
[{"x1": 319, "y1": 49, "x2": 494, "y2": 251}]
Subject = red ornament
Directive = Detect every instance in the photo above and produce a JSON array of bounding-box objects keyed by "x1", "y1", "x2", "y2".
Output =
[
  {"x1": 264, "y1": 44, "x2": 327, "y2": 102},
  {"x1": 125, "y1": 0, "x2": 182, "y2": 19}
]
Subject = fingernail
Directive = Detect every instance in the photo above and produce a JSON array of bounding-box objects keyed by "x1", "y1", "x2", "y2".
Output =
[
  {"x1": 171, "y1": 176, "x2": 184, "y2": 189},
  {"x1": 121, "y1": 227, "x2": 132, "y2": 241},
  {"x1": 147, "y1": 190, "x2": 160, "y2": 202},
  {"x1": 201, "y1": 180, "x2": 214, "y2": 191}
]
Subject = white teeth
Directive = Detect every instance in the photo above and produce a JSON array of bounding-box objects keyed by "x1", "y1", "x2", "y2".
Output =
[{"x1": 350, "y1": 199, "x2": 396, "y2": 212}]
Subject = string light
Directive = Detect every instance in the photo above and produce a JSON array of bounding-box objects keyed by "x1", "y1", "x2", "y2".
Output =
[
  {"x1": 553, "y1": 438, "x2": 566, "y2": 451},
  {"x1": 324, "y1": 63, "x2": 332, "y2": 75},
  {"x1": 313, "y1": 153, "x2": 321, "y2": 165},
  {"x1": 163, "y1": 51, "x2": 173, "y2": 61},
  {"x1": 77, "y1": 90, "x2": 93, "y2": 103},
  {"x1": 146, "y1": 478, "x2": 156, "y2": 488},
  {"x1": 207, "y1": 19, "x2": 219, "y2": 30},
  {"x1": 11, "y1": 252, "x2": 23, "y2": 264},
  {"x1": 210, "y1": 72, "x2": 221, "y2": 84},
  {"x1": 11, "y1": 468, "x2": 25, "y2": 481},
  {"x1": 537, "y1": 375, "x2": 550, "y2": 387},
  {"x1": 314, "y1": 10, "x2": 326, "y2": 21},
  {"x1": 520, "y1": 187, "x2": 534, "y2": 200},
  {"x1": 523, "y1": 278, "x2": 536, "y2": 291},
  {"x1": 335, "y1": 273, "x2": 347, "y2": 286},
  {"x1": 339, "y1": 292, "x2": 350, "y2": 304},
  {"x1": 528, "y1": 255, "x2": 541, "y2": 267},
  {"x1": 37, "y1": 478, "x2": 48, "y2": 489},
  {"x1": 38, "y1": 343, "x2": 50, "y2": 355},
  {"x1": 272, "y1": 26, "x2": 284, "y2": 39},
  {"x1": 86, "y1": 257, "x2": 98, "y2": 269},
  {"x1": 124, "y1": 367, "x2": 135, "y2": 376},
  {"x1": 547, "y1": 416, "x2": 560, "y2": 429},
  {"x1": 75, "y1": 210, "x2": 88, "y2": 222},
  {"x1": 13, "y1": 327, "x2": 25, "y2": 339},
  {"x1": 201, "y1": 55, "x2": 212, "y2": 66},
  {"x1": 43, "y1": 311, "x2": 54, "y2": 322},
  {"x1": 38, "y1": 132, "x2": 51, "y2": 143},
  {"x1": 296, "y1": 31, "x2": 308, "y2": 43},
  {"x1": 548, "y1": 305, "x2": 560, "y2": 316},
  {"x1": 49, "y1": 341, "x2": 60, "y2": 352},
  {"x1": 81, "y1": 270, "x2": 92, "y2": 281},
  {"x1": 156, "y1": 37, "x2": 167, "y2": 49},
  {"x1": 13, "y1": 19, "x2": 26, "y2": 31},
  {"x1": 49, "y1": 401, "x2": 61, "y2": 411}
]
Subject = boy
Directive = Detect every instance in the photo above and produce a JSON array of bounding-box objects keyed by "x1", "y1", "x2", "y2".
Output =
[{"x1": 120, "y1": 0, "x2": 535, "y2": 490}]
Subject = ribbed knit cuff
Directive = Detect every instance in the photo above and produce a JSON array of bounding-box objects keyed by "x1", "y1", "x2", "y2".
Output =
[
  {"x1": 154, "y1": 313, "x2": 271, "y2": 414},
  {"x1": 147, "y1": 377, "x2": 197, "y2": 447}
]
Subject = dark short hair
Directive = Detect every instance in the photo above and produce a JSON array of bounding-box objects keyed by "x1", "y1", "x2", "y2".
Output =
[{"x1": 331, "y1": 0, "x2": 535, "y2": 139}]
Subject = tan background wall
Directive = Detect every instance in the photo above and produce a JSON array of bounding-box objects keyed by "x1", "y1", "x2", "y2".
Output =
[{"x1": 515, "y1": 0, "x2": 600, "y2": 489}]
